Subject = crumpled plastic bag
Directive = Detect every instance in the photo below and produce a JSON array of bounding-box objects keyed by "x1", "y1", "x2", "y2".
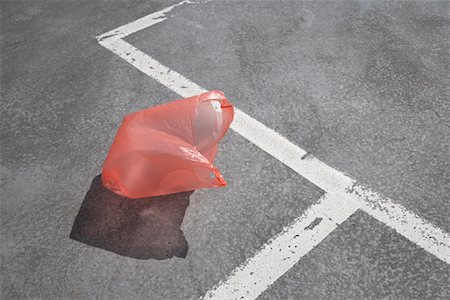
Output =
[{"x1": 102, "y1": 90, "x2": 234, "y2": 199}]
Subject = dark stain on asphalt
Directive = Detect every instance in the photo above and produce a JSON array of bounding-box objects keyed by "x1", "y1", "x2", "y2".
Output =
[{"x1": 70, "y1": 175, "x2": 191, "y2": 260}]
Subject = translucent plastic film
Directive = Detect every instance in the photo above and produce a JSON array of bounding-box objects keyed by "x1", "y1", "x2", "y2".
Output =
[{"x1": 102, "y1": 90, "x2": 234, "y2": 198}]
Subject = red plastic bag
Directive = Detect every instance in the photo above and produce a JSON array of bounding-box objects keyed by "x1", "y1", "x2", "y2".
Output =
[{"x1": 102, "y1": 90, "x2": 234, "y2": 199}]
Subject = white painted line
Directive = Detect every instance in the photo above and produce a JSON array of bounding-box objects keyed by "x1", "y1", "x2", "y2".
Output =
[
  {"x1": 232, "y1": 109, "x2": 353, "y2": 194},
  {"x1": 352, "y1": 185, "x2": 450, "y2": 264},
  {"x1": 97, "y1": 0, "x2": 192, "y2": 42},
  {"x1": 96, "y1": 2, "x2": 450, "y2": 298},
  {"x1": 99, "y1": 38, "x2": 205, "y2": 97},
  {"x1": 203, "y1": 193, "x2": 359, "y2": 300}
]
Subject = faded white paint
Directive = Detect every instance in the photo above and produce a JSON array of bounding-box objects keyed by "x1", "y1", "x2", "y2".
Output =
[
  {"x1": 203, "y1": 193, "x2": 360, "y2": 299},
  {"x1": 97, "y1": 0, "x2": 192, "y2": 42}
]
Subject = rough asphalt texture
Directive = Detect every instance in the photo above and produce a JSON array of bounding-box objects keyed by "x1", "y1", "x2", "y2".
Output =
[{"x1": 1, "y1": 0, "x2": 449, "y2": 299}]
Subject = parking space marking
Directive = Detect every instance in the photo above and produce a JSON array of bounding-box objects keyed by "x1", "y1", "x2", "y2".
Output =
[
  {"x1": 203, "y1": 193, "x2": 359, "y2": 299},
  {"x1": 96, "y1": 1, "x2": 450, "y2": 298},
  {"x1": 97, "y1": 0, "x2": 191, "y2": 42},
  {"x1": 100, "y1": 38, "x2": 205, "y2": 97}
]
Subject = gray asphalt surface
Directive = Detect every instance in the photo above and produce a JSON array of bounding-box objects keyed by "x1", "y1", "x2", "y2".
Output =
[{"x1": 1, "y1": 0, "x2": 449, "y2": 299}]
